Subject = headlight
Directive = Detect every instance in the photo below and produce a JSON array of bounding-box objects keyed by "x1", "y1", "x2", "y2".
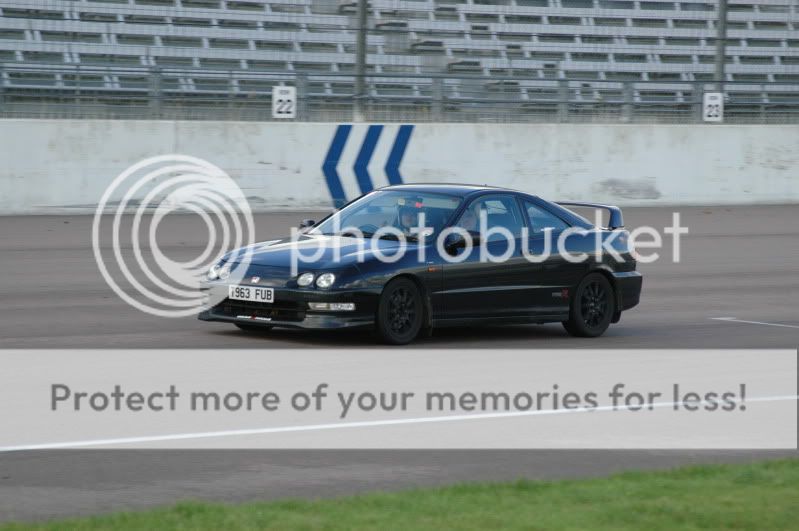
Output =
[
  {"x1": 297, "y1": 272, "x2": 315, "y2": 287},
  {"x1": 207, "y1": 263, "x2": 222, "y2": 280},
  {"x1": 218, "y1": 264, "x2": 231, "y2": 280},
  {"x1": 316, "y1": 273, "x2": 336, "y2": 289}
]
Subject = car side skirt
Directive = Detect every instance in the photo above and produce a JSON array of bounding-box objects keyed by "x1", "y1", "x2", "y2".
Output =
[{"x1": 432, "y1": 313, "x2": 570, "y2": 328}]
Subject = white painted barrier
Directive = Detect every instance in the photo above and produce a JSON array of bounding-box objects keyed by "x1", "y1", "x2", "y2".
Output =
[{"x1": 0, "y1": 119, "x2": 797, "y2": 214}]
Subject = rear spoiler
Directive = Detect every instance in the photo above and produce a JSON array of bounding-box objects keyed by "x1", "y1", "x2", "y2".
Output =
[{"x1": 555, "y1": 201, "x2": 624, "y2": 230}]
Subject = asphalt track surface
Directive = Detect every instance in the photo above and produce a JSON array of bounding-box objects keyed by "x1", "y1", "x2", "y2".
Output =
[{"x1": 0, "y1": 206, "x2": 797, "y2": 522}]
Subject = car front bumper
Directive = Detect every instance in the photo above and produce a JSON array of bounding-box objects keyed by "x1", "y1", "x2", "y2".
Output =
[{"x1": 197, "y1": 284, "x2": 381, "y2": 330}]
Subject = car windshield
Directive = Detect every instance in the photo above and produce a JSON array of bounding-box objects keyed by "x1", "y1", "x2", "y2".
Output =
[{"x1": 311, "y1": 190, "x2": 463, "y2": 240}]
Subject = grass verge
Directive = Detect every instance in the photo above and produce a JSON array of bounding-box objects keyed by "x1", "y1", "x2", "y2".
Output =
[{"x1": 3, "y1": 458, "x2": 798, "y2": 530}]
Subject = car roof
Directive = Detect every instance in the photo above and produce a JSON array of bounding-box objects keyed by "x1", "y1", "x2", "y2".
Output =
[
  {"x1": 368, "y1": 184, "x2": 593, "y2": 228},
  {"x1": 378, "y1": 184, "x2": 593, "y2": 228},
  {"x1": 380, "y1": 183, "x2": 521, "y2": 197}
]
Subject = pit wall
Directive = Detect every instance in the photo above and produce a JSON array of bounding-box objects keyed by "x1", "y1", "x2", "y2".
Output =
[{"x1": 1, "y1": 119, "x2": 797, "y2": 214}]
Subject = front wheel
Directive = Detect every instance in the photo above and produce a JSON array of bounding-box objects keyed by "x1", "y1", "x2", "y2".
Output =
[
  {"x1": 562, "y1": 273, "x2": 615, "y2": 338},
  {"x1": 376, "y1": 278, "x2": 424, "y2": 345}
]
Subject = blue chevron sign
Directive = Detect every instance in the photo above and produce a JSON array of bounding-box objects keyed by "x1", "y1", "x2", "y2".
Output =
[{"x1": 322, "y1": 124, "x2": 414, "y2": 207}]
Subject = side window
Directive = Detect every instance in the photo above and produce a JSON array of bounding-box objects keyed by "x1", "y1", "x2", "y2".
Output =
[
  {"x1": 457, "y1": 195, "x2": 526, "y2": 241},
  {"x1": 524, "y1": 202, "x2": 570, "y2": 235}
]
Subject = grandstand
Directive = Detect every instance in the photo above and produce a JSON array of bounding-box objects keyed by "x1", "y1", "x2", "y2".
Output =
[{"x1": 0, "y1": 0, "x2": 797, "y2": 122}]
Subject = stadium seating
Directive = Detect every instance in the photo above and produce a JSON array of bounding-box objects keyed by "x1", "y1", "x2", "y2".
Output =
[{"x1": 0, "y1": 0, "x2": 796, "y2": 118}]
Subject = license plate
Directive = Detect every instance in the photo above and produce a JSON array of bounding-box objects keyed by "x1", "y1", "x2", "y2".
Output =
[{"x1": 228, "y1": 285, "x2": 274, "y2": 303}]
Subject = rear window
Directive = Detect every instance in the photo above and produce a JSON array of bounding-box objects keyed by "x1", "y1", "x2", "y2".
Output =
[{"x1": 524, "y1": 202, "x2": 570, "y2": 234}]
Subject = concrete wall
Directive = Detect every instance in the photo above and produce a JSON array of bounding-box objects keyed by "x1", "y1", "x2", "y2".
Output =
[{"x1": 0, "y1": 119, "x2": 797, "y2": 214}]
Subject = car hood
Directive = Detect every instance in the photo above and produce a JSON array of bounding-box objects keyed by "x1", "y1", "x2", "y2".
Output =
[{"x1": 223, "y1": 234, "x2": 416, "y2": 270}]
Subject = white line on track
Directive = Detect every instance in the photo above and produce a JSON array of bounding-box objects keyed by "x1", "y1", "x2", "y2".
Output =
[
  {"x1": 711, "y1": 317, "x2": 799, "y2": 329},
  {"x1": 1, "y1": 395, "x2": 796, "y2": 452}
]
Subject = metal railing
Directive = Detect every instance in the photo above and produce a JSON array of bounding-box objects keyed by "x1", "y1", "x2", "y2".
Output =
[{"x1": 1, "y1": 63, "x2": 798, "y2": 123}]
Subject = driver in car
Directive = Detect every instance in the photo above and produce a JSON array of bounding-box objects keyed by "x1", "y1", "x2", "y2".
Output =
[{"x1": 398, "y1": 205, "x2": 421, "y2": 235}]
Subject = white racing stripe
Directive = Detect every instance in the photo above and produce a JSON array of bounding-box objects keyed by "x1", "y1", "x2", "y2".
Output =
[
  {"x1": 712, "y1": 317, "x2": 799, "y2": 330},
  {"x1": 1, "y1": 395, "x2": 796, "y2": 452}
]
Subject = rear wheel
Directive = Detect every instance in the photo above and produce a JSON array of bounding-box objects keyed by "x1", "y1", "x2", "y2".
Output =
[
  {"x1": 563, "y1": 273, "x2": 615, "y2": 338},
  {"x1": 376, "y1": 278, "x2": 424, "y2": 345},
  {"x1": 235, "y1": 323, "x2": 273, "y2": 333}
]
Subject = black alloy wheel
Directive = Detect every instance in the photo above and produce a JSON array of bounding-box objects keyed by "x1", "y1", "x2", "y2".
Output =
[
  {"x1": 376, "y1": 278, "x2": 424, "y2": 345},
  {"x1": 563, "y1": 273, "x2": 615, "y2": 338}
]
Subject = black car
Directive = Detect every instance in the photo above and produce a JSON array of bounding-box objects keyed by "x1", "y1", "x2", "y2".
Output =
[{"x1": 199, "y1": 184, "x2": 642, "y2": 344}]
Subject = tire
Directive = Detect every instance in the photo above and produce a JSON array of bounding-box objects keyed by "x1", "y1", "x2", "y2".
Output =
[
  {"x1": 235, "y1": 323, "x2": 273, "y2": 333},
  {"x1": 562, "y1": 273, "x2": 615, "y2": 338},
  {"x1": 375, "y1": 278, "x2": 424, "y2": 345}
]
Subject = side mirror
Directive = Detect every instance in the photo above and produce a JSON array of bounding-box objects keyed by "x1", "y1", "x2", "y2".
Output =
[
  {"x1": 444, "y1": 233, "x2": 462, "y2": 253},
  {"x1": 299, "y1": 219, "x2": 316, "y2": 230},
  {"x1": 444, "y1": 232, "x2": 479, "y2": 254}
]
